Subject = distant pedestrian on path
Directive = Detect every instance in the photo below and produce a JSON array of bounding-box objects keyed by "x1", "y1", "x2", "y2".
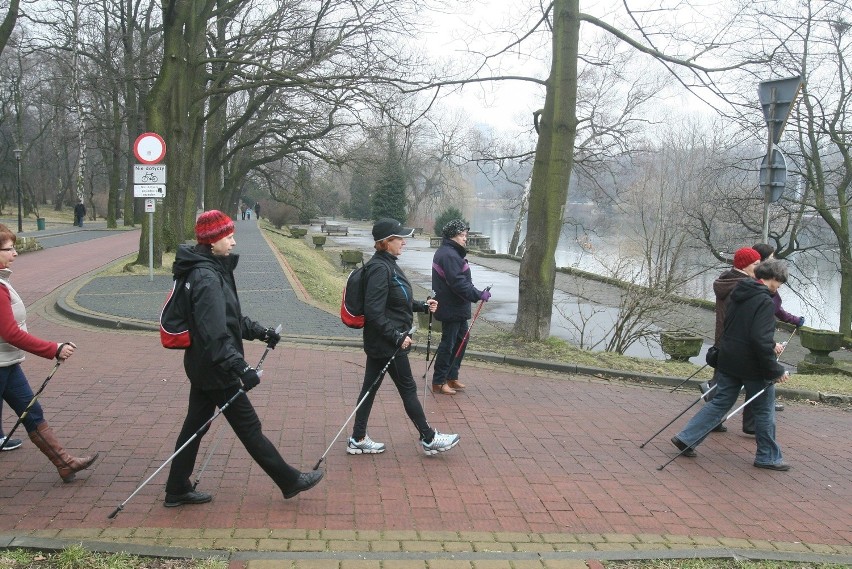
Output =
[
  {"x1": 254, "y1": 202, "x2": 261, "y2": 220},
  {"x1": 431, "y1": 219, "x2": 491, "y2": 395},
  {"x1": 0, "y1": 223, "x2": 99, "y2": 480},
  {"x1": 672, "y1": 259, "x2": 792, "y2": 471},
  {"x1": 246, "y1": 208, "x2": 252, "y2": 220},
  {"x1": 73, "y1": 200, "x2": 86, "y2": 227},
  {"x1": 347, "y1": 218, "x2": 460, "y2": 456},
  {"x1": 163, "y1": 210, "x2": 323, "y2": 507}
]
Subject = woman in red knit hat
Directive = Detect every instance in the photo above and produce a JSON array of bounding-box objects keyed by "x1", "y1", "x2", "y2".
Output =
[{"x1": 163, "y1": 210, "x2": 323, "y2": 507}]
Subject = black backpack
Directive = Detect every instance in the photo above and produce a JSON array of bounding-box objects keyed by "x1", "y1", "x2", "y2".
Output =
[
  {"x1": 340, "y1": 267, "x2": 366, "y2": 329},
  {"x1": 160, "y1": 276, "x2": 191, "y2": 348}
]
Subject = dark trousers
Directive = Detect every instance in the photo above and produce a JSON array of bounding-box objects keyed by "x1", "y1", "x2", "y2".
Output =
[
  {"x1": 165, "y1": 383, "x2": 300, "y2": 495},
  {"x1": 432, "y1": 320, "x2": 467, "y2": 386},
  {"x1": 351, "y1": 354, "x2": 434, "y2": 442}
]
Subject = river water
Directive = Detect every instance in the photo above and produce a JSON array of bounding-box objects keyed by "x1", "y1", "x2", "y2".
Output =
[{"x1": 469, "y1": 205, "x2": 842, "y2": 332}]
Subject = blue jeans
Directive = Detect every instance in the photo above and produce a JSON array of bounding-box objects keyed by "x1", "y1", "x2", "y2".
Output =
[
  {"x1": 432, "y1": 320, "x2": 467, "y2": 385},
  {"x1": 0, "y1": 364, "x2": 45, "y2": 433},
  {"x1": 676, "y1": 369, "x2": 782, "y2": 465}
]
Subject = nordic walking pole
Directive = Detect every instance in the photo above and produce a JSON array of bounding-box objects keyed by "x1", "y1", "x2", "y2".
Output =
[
  {"x1": 0, "y1": 354, "x2": 66, "y2": 452},
  {"x1": 192, "y1": 324, "x2": 282, "y2": 490},
  {"x1": 312, "y1": 326, "x2": 416, "y2": 470},
  {"x1": 447, "y1": 285, "x2": 491, "y2": 373},
  {"x1": 639, "y1": 382, "x2": 720, "y2": 448},
  {"x1": 422, "y1": 294, "x2": 435, "y2": 413},
  {"x1": 657, "y1": 383, "x2": 772, "y2": 471},
  {"x1": 669, "y1": 364, "x2": 708, "y2": 394},
  {"x1": 641, "y1": 384, "x2": 746, "y2": 448},
  {"x1": 108, "y1": 387, "x2": 246, "y2": 519}
]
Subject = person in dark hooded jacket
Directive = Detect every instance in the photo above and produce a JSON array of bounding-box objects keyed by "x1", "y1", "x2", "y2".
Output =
[
  {"x1": 430, "y1": 219, "x2": 490, "y2": 394},
  {"x1": 346, "y1": 218, "x2": 460, "y2": 457},
  {"x1": 672, "y1": 259, "x2": 791, "y2": 471},
  {"x1": 163, "y1": 210, "x2": 323, "y2": 507}
]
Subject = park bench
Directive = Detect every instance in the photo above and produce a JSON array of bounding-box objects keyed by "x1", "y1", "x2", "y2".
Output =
[{"x1": 322, "y1": 224, "x2": 349, "y2": 236}]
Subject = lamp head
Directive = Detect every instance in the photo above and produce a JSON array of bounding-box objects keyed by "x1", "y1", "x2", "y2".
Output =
[{"x1": 12, "y1": 149, "x2": 21, "y2": 160}]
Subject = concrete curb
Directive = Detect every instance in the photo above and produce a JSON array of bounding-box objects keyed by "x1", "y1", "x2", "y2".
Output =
[
  {"x1": 2, "y1": 532, "x2": 850, "y2": 565},
  {"x1": 53, "y1": 276, "x2": 852, "y2": 406}
]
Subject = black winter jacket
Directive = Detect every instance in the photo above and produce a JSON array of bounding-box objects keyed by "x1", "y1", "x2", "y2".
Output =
[
  {"x1": 173, "y1": 244, "x2": 266, "y2": 390},
  {"x1": 432, "y1": 238, "x2": 482, "y2": 322},
  {"x1": 716, "y1": 278, "x2": 785, "y2": 383},
  {"x1": 362, "y1": 250, "x2": 428, "y2": 359}
]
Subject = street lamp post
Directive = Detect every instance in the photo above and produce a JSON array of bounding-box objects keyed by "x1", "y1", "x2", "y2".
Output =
[{"x1": 12, "y1": 149, "x2": 22, "y2": 233}]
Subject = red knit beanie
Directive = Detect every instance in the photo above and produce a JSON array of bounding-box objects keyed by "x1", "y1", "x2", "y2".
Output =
[
  {"x1": 733, "y1": 247, "x2": 760, "y2": 270},
  {"x1": 195, "y1": 210, "x2": 235, "y2": 245}
]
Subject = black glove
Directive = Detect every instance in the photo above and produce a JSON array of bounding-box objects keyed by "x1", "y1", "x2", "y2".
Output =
[
  {"x1": 262, "y1": 327, "x2": 281, "y2": 349},
  {"x1": 240, "y1": 366, "x2": 261, "y2": 391}
]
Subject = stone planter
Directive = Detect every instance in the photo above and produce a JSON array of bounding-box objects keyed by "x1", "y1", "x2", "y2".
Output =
[
  {"x1": 312, "y1": 234, "x2": 326, "y2": 249},
  {"x1": 289, "y1": 226, "x2": 307, "y2": 238},
  {"x1": 340, "y1": 249, "x2": 364, "y2": 269},
  {"x1": 799, "y1": 327, "x2": 844, "y2": 366},
  {"x1": 659, "y1": 332, "x2": 704, "y2": 362}
]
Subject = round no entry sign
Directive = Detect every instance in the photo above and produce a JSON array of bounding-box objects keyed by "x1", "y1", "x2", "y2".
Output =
[{"x1": 133, "y1": 133, "x2": 166, "y2": 164}]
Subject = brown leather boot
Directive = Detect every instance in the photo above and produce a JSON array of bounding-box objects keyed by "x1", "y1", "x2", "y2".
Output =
[
  {"x1": 431, "y1": 383, "x2": 456, "y2": 394},
  {"x1": 447, "y1": 379, "x2": 466, "y2": 390},
  {"x1": 28, "y1": 422, "x2": 99, "y2": 483}
]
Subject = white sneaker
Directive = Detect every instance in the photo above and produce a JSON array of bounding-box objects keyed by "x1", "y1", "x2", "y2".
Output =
[
  {"x1": 421, "y1": 431, "x2": 459, "y2": 455},
  {"x1": 0, "y1": 436, "x2": 23, "y2": 451},
  {"x1": 346, "y1": 435, "x2": 386, "y2": 455}
]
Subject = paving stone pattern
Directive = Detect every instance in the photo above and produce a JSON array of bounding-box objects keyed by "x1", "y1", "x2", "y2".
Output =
[{"x1": 0, "y1": 224, "x2": 849, "y2": 566}]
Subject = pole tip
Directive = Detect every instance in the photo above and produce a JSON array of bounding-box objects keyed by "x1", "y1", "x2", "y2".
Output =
[{"x1": 108, "y1": 506, "x2": 122, "y2": 519}]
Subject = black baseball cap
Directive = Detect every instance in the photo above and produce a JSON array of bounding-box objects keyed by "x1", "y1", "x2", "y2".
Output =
[{"x1": 372, "y1": 218, "x2": 414, "y2": 241}]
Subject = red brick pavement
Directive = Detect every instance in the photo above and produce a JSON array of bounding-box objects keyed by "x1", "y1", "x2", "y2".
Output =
[{"x1": 1, "y1": 231, "x2": 850, "y2": 548}]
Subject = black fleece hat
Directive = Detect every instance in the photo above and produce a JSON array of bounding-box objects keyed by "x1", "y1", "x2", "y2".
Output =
[{"x1": 372, "y1": 218, "x2": 414, "y2": 241}]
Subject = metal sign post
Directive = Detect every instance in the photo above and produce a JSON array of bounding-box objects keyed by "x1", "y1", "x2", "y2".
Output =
[
  {"x1": 757, "y1": 76, "x2": 803, "y2": 243},
  {"x1": 133, "y1": 133, "x2": 167, "y2": 282}
]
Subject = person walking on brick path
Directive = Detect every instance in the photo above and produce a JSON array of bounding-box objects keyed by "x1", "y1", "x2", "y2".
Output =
[
  {"x1": 752, "y1": 243, "x2": 805, "y2": 329},
  {"x1": 430, "y1": 219, "x2": 491, "y2": 395},
  {"x1": 0, "y1": 223, "x2": 99, "y2": 480},
  {"x1": 673, "y1": 259, "x2": 792, "y2": 471},
  {"x1": 347, "y1": 218, "x2": 460, "y2": 456},
  {"x1": 736, "y1": 242, "x2": 802, "y2": 432},
  {"x1": 701, "y1": 247, "x2": 762, "y2": 434},
  {"x1": 163, "y1": 210, "x2": 323, "y2": 507}
]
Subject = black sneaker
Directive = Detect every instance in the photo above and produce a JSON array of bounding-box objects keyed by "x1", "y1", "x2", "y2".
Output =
[
  {"x1": 775, "y1": 403, "x2": 784, "y2": 411},
  {"x1": 670, "y1": 436, "x2": 697, "y2": 457},
  {"x1": 164, "y1": 490, "x2": 213, "y2": 507},
  {"x1": 0, "y1": 436, "x2": 23, "y2": 451},
  {"x1": 754, "y1": 461, "x2": 791, "y2": 471},
  {"x1": 283, "y1": 469, "x2": 324, "y2": 499},
  {"x1": 711, "y1": 423, "x2": 727, "y2": 433}
]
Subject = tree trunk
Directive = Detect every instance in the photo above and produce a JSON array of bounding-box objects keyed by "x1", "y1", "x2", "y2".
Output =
[
  {"x1": 144, "y1": 0, "x2": 211, "y2": 258},
  {"x1": 513, "y1": 0, "x2": 580, "y2": 340}
]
